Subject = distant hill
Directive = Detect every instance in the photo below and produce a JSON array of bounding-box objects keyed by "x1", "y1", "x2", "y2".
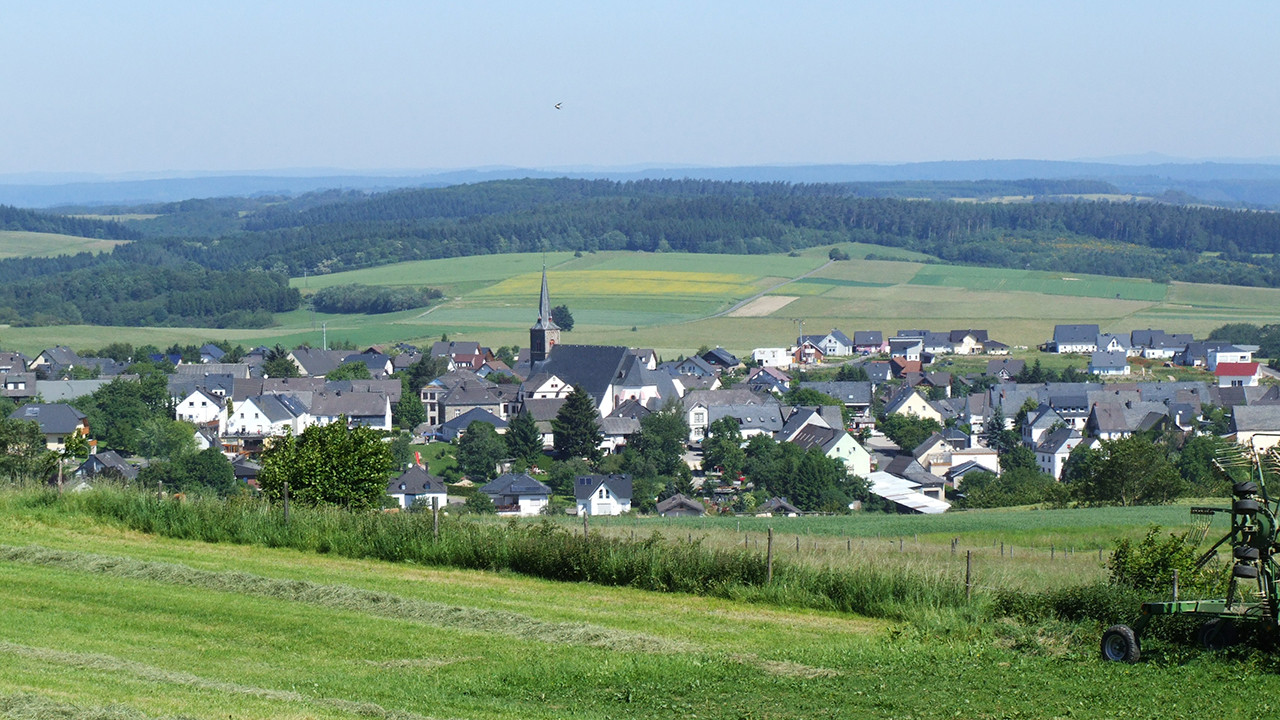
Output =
[{"x1": 9, "y1": 159, "x2": 1280, "y2": 207}]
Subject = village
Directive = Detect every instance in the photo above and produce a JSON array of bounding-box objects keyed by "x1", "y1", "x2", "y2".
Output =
[{"x1": 5, "y1": 267, "x2": 1274, "y2": 518}]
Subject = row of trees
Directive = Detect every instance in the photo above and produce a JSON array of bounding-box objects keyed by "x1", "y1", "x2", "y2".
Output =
[{"x1": 310, "y1": 284, "x2": 443, "y2": 314}]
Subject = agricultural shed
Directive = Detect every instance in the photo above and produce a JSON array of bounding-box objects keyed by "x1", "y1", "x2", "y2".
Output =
[{"x1": 867, "y1": 471, "x2": 950, "y2": 514}]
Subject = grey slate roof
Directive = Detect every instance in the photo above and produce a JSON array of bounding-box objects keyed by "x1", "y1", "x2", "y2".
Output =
[
  {"x1": 797, "y1": 381, "x2": 872, "y2": 406},
  {"x1": 853, "y1": 330, "x2": 883, "y2": 347},
  {"x1": 1231, "y1": 405, "x2": 1280, "y2": 433},
  {"x1": 481, "y1": 472, "x2": 552, "y2": 497},
  {"x1": 708, "y1": 404, "x2": 785, "y2": 434},
  {"x1": 789, "y1": 424, "x2": 843, "y2": 454},
  {"x1": 176, "y1": 363, "x2": 251, "y2": 379},
  {"x1": 1054, "y1": 324, "x2": 1100, "y2": 347},
  {"x1": 1036, "y1": 426, "x2": 1082, "y2": 454},
  {"x1": 656, "y1": 493, "x2": 705, "y2": 515},
  {"x1": 1090, "y1": 350, "x2": 1129, "y2": 370},
  {"x1": 388, "y1": 465, "x2": 446, "y2": 496},
  {"x1": 76, "y1": 450, "x2": 138, "y2": 480},
  {"x1": 535, "y1": 345, "x2": 631, "y2": 406},
  {"x1": 574, "y1": 474, "x2": 632, "y2": 501},
  {"x1": 756, "y1": 497, "x2": 803, "y2": 515},
  {"x1": 10, "y1": 403, "x2": 86, "y2": 434},
  {"x1": 701, "y1": 347, "x2": 740, "y2": 367}
]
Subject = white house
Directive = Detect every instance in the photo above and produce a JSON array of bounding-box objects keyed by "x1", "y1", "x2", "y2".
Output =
[
  {"x1": 1035, "y1": 427, "x2": 1086, "y2": 480},
  {"x1": 222, "y1": 395, "x2": 309, "y2": 436},
  {"x1": 175, "y1": 388, "x2": 224, "y2": 425},
  {"x1": 481, "y1": 472, "x2": 553, "y2": 516},
  {"x1": 789, "y1": 424, "x2": 872, "y2": 478},
  {"x1": 1208, "y1": 346, "x2": 1253, "y2": 371},
  {"x1": 1215, "y1": 362, "x2": 1260, "y2": 388},
  {"x1": 575, "y1": 474, "x2": 632, "y2": 516},
  {"x1": 386, "y1": 465, "x2": 447, "y2": 510},
  {"x1": 751, "y1": 347, "x2": 791, "y2": 369}
]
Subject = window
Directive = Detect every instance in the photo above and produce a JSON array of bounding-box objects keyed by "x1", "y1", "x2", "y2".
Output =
[{"x1": 598, "y1": 488, "x2": 605, "y2": 499}]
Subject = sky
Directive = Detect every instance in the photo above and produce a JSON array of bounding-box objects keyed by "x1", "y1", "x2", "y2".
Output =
[{"x1": 1, "y1": 1, "x2": 1278, "y2": 176}]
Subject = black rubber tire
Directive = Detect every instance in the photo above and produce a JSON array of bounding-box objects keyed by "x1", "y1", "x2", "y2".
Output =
[
  {"x1": 1234, "y1": 545, "x2": 1261, "y2": 561},
  {"x1": 1101, "y1": 625, "x2": 1141, "y2": 663},
  {"x1": 1234, "y1": 498, "x2": 1260, "y2": 515},
  {"x1": 1198, "y1": 618, "x2": 1239, "y2": 650},
  {"x1": 1234, "y1": 563, "x2": 1260, "y2": 579},
  {"x1": 1234, "y1": 481, "x2": 1259, "y2": 497}
]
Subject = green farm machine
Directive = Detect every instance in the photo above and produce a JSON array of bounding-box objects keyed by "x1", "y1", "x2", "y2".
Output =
[{"x1": 1101, "y1": 445, "x2": 1280, "y2": 662}]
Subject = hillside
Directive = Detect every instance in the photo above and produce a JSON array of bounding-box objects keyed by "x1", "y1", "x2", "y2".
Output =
[{"x1": 2, "y1": 492, "x2": 1277, "y2": 719}]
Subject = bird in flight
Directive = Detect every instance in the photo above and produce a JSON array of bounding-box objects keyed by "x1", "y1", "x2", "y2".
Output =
[{"x1": 555, "y1": 103, "x2": 562, "y2": 110}]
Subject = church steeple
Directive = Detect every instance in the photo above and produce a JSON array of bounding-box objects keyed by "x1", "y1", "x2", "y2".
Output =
[{"x1": 530, "y1": 265, "x2": 560, "y2": 362}]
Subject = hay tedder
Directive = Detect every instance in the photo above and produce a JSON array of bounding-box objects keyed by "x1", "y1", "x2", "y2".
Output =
[{"x1": 1101, "y1": 445, "x2": 1280, "y2": 663}]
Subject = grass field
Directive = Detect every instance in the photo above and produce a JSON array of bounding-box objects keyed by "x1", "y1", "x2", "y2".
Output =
[
  {"x1": 2, "y1": 492, "x2": 1278, "y2": 719},
  {"x1": 2, "y1": 245, "x2": 1279, "y2": 358},
  {"x1": 0, "y1": 230, "x2": 126, "y2": 259}
]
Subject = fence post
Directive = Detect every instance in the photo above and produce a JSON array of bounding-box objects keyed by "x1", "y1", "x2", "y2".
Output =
[
  {"x1": 745, "y1": 534, "x2": 749, "y2": 549},
  {"x1": 283, "y1": 481, "x2": 290, "y2": 524},
  {"x1": 432, "y1": 496, "x2": 439, "y2": 541},
  {"x1": 965, "y1": 551, "x2": 972, "y2": 602},
  {"x1": 583, "y1": 512, "x2": 589, "y2": 539},
  {"x1": 1000, "y1": 542, "x2": 1004, "y2": 557},
  {"x1": 899, "y1": 537, "x2": 903, "y2": 553},
  {"x1": 766, "y1": 528, "x2": 774, "y2": 584},
  {"x1": 1051, "y1": 544, "x2": 1055, "y2": 561},
  {"x1": 157, "y1": 480, "x2": 163, "y2": 502},
  {"x1": 847, "y1": 538, "x2": 851, "y2": 552}
]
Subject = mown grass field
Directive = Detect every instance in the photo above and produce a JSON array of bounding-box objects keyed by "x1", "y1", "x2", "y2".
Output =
[
  {"x1": 2, "y1": 244, "x2": 1280, "y2": 358},
  {"x1": 0, "y1": 230, "x2": 126, "y2": 259},
  {"x1": 2, "y1": 492, "x2": 1279, "y2": 719}
]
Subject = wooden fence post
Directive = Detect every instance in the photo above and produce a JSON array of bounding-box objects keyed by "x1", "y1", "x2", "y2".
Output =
[
  {"x1": 283, "y1": 481, "x2": 290, "y2": 524},
  {"x1": 795, "y1": 536, "x2": 800, "y2": 552},
  {"x1": 432, "y1": 496, "x2": 439, "y2": 541},
  {"x1": 583, "y1": 512, "x2": 589, "y2": 539},
  {"x1": 766, "y1": 528, "x2": 774, "y2": 584},
  {"x1": 965, "y1": 551, "x2": 972, "y2": 602}
]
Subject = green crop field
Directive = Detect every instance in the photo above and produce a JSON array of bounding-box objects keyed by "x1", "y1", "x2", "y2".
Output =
[
  {"x1": 2, "y1": 245, "x2": 1280, "y2": 358},
  {"x1": 0, "y1": 230, "x2": 126, "y2": 259},
  {"x1": 2, "y1": 492, "x2": 1278, "y2": 719}
]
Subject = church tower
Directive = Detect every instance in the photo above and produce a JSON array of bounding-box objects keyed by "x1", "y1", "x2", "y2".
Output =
[{"x1": 529, "y1": 265, "x2": 560, "y2": 363}]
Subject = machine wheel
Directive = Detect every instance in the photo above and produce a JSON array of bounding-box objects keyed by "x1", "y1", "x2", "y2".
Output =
[
  {"x1": 1234, "y1": 545, "x2": 1261, "y2": 561},
  {"x1": 1197, "y1": 618, "x2": 1239, "y2": 650},
  {"x1": 1234, "y1": 481, "x2": 1259, "y2": 497},
  {"x1": 1234, "y1": 499, "x2": 1260, "y2": 515},
  {"x1": 1234, "y1": 563, "x2": 1260, "y2": 579},
  {"x1": 1101, "y1": 625, "x2": 1141, "y2": 663}
]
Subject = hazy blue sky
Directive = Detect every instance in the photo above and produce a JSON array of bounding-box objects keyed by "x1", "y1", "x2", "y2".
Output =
[{"x1": 2, "y1": 1, "x2": 1277, "y2": 175}]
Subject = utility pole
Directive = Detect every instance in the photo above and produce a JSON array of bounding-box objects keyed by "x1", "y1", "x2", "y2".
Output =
[{"x1": 322, "y1": 322, "x2": 327, "y2": 351}]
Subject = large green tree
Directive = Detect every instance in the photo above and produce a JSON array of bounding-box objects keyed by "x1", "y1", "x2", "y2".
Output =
[
  {"x1": 0, "y1": 418, "x2": 56, "y2": 483},
  {"x1": 552, "y1": 387, "x2": 602, "y2": 463},
  {"x1": 628, "y1": 400, "x2": 689, "y2": 477},
  {"x1": 392, "y1": 374, "x2": 426, "y2": 429},
  {"x1": 1071, "y1": 435, "x2": 1186, "y2": 507},
  {"x1": 258, "y1": 419, "x2": 394, "y2": 510},
  {"x1": 504, "y1": 411, "x2": 544, "y2": 464},
  {"x1": 138, "y1": 447, "x2": 238, "y2": 496},
  {"x1": 702, "y1": 416, "x2": 745, "y2": 479},
  {"x1": 327, "y1": 361, "x2": 372, "y2": 380},
  {"x1": 262, "y1": 345, "x2": 300, "y2": 379},
  {"x1": 456, "y1": 421, "x2": 507, "y2": 481}
]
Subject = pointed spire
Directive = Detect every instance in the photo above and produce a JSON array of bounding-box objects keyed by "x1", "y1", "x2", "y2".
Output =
[{"x1": 535, "y1": 265, "x2": 559, "y2": 330}]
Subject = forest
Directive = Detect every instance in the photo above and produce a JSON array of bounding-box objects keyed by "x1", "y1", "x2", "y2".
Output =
[{"x1": 6, "y1": 177, "x2": 1280, "y2": 326}]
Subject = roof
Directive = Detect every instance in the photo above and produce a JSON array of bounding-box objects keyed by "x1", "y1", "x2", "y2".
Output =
[
  {"x1": 868, "y1": 471, "x2": 950, "y2": 514},
  {"x1": 852, "y1": 330, "x2": 883, "y2": 346},
  {"x1": 10, "y1": 403, "x2": 86, "y2": 434},
  {"x1": 481, "y1": 472, "x2": 552, "y2": 496},
  {"x1": 1215, "y1": 362, "x2": 1260, "y2": 377},
  {"x1": 175, "y1": 363, "x2": 251, "y2": 379},
  {"x1": 387, "y1": 465, "x2": 446, "y2": 496},
  {"x1": 797, "y1": 381, "x2": 872, "y2": 406},
  {"x1": 1231, "y1": 405, "x2": 1280, "y2": 433},
  {"x1": 986, "y1": 358, "x2": 1025, "y2": 377},
  {"x1": 431, "y1": 340, "x2": 484, "y2": 358},
  {"x1": 756, "y1": 497, "x2": 803, "y2": 515},
  {"x1": 1089, "y1": 350, "x2": 1129, "y2": 370},
  {"x1": 701, "y1": 347, "x2": 740, "y2": 367},
  {"x1": 656, "y1": 493, "x2": 705, "y2": 515},
  {"x1": 439, "y1": 407, "x2": 508, "y2": 433},
  {"x1": 1036, "y1": 426, "x2": 1082, "y2": 453},
  {"x1": 574, "y1": 474, "x2": 633, "y2": 501},
  {"x1": 306, "y1": 391, "x2": 389, "y2": 418},
  {"x1": 76, "y1": 450, "x2": 138, "y2": 480},
  {"x1": 949, "y1": 329, "x2": 989, "y2": 343},
  {"x1": 535, "y1": 345, "x2": 631, "y2": 405},
  {"x1": 520, "y1": 397, "x2": 568, "y2": 421},
  {"x1": 1054, "y1": 324, "x2": 1100, "y2": 346},
  {"x1": 682, "y1": 388, "x2": 771, "y2": 409},
  {"x1": 289, "y1": 347, "x2": 347, "y2": 377},
  {"x1": 708, "y1": 404, "x2": 784, "y2": 433},
  {"x1": 35, "y1": 378, "x2": 127, "y2": 402}
]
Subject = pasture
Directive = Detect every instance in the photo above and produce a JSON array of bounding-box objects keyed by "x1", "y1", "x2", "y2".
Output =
[
  {"x1": 1, "y1": 245, "x2": 1279, "y2": 357},
  {"x1": 1, "y1": 491, "x2": 1278, "y2": 719},
  {"x1": 0, "y1": 230, "x2": 126, "y2": 259}
]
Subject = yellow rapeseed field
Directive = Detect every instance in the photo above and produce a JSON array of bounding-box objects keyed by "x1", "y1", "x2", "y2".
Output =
[{"x1": 472, "y1": 270, "x2": 760, "y2": 298}]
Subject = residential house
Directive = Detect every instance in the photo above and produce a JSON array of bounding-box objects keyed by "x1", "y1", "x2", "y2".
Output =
[
  {"x1": 436, "y1": 407, "x2": 508, "y2": 442},
  {"x1": 986, "y1": 358, "x2": 1025, "y2": 380},
  {"x1": 789, "y1": 424, "x2": 872, "y2": 478},
  {"x1": 884, "y1": 387, "x2": 944, "y2": 425},
  {"x1": 1086, "y1": 401, "x2": 1169, "y2": 440},
  {"x1": 481, "y1": 472, "x2": 553, "y2": 516},
  {"x1": 386, "y1": 465, "x2": 447, "y2": 510},
  {"x1": 575, "y1": 474, "x2": 632, "y2": 516},
  {"x1": 176, "y1": 388, "x2": 224, "y2": 424},
  {"x1": 1051, "y1": 324, "x2": 1100, "y2": 353},
  {"x1": 222, "y1": 394, "x2": 309, "y2": 437},
  {"x1": 657, "y1": 493, "x2": 706, "y2": 517},
  {"x1": 1215, "y1": 362, "x2": 1260, "y2": 388},
  {"x1": 683, "y1": 388, "x2": 774, "y2": 442},
  {"x1": 745, "y1": 366, "x2": 791, "y2": 395},
  {"x1": 751, "y1": 347, "x2": 791, "y2": 369},
  {"x1": 1208, "y1": 345, "x2": 1253, "y2": 371},
  {"x1": 306, "y1": 390, "x2": 393, "y2": 430},
  {"x1": 1021, "y1": 405, "x2": 1066, "y2": 447},
  {"x1": 853, "y1": 330, "x2": 887, "y2": 355},
  {"x1": 9, "y1": 403, "x2": 88, "y2": 451},
  {"x1": 1035, "y1": 426, "x2": 1085, "y2": 479},
  {"x1": 1, "y1": 372, "x2": 36, "y2": 402},
  {"x1": 706, "y1": 403, "x2": 785, "y2": 442},
  {"x1": 1089, "y1": 350, "x2": 1131, "y2": 376},
  {"x1": 1229, "y1": 405, "x2": 1280, "y2": 450},
  {"x1": 888, "y1": 337, "x2": 923, "y2": 362},
  {"x1": 199, "y1": 344, "x2": 226, "y2": 364},
  {"x1": 948, "y1": 329, "x2": 989, "y2": 355},
  {"x1": 74, "y1": 450, "x2": 138, "y2": 482},
  {"x1": 701, "y1": 347, "x2": 741, "y2": 370},
  {"x1": 287, "y1": 347, "x2": 349, "y2": 377},
  {"x1": 811, "y1": 330, "x2": 856, "y2": 357},
  {"x1": 1096, "y1": 333, "x2": 1132, "y2": 356},
  {"x1": 791, "y1": 341, "x2": 824, "y2": 366},
  {"x1": 797, "y1": 381, "x2": 873, "y2": 414},
  {"x1": 668, "y1": 355, "x2": 718, "y2": 378},
  {"x1": 1130, "y1": 329, "x2": 1192, "y2": 360}
]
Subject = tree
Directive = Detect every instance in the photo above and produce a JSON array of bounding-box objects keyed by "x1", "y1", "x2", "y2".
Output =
[
  {"x1": 835, "y1": 364, "x2": 868, "y2": 381},
  {"x1": 0, "y1": 418, "x2": 55, "y2": 483},
  {"x1": 138, "y1": 447, "x2": 238, "y2": 496},
  {"x1": 828, "y1": 246, "x2": 851, "y2": 261},
  {"x1": 956, "y1": 467, "x2": 1064, "y2": 509},
  {"x1": 137, "y1": 418, "x2": 197, "y2": 460},
  {"x1": 1071, "y1": 435, "x2": 1186, "y2": 507},
  {"x1": 258, "y1": 419, "x2": 395, "y2": 510},
  {"x1": 551, "y1": 304, "x2": 575, "y2": 331},
  {"x1": 456, "y1": 421, "x2": 506, "y2": 481},
  {"x1": 406, "y1": 354, "x2": 449, "y2": 393},
  {"x1": 460, "y1": 492, "x2": 496, "y2": 514},
  {"x1": 552, "y1": 386, "x2": 602, "y2": 463},
  {"x1": 628, "y1": 400, "x2": 689, "y2": 477},
  {"x1": 263, "y1": 344, "x2": 300, "y2": 379},
  {"x1": 326, "y1": 362, "x2": 372, "y2": 380},
  {"x1": 505, "y1": 411, "x2": 544, "y2": 464},
  {"x1": 877, "y1": 413, "x2": 942, "y2": 453},
  {"x1": 392, "y1": 375, "x2": 426, "y2": 429},
  {"x1": 981, "y1": 406, "x2": 1019, "y2": 455},
  {"x1": 1001, "y1": 444, "x2": 1039, "y2": 473},
  {"x1": 702, "y1": 416, "x2": 746, "y2": 479}
]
